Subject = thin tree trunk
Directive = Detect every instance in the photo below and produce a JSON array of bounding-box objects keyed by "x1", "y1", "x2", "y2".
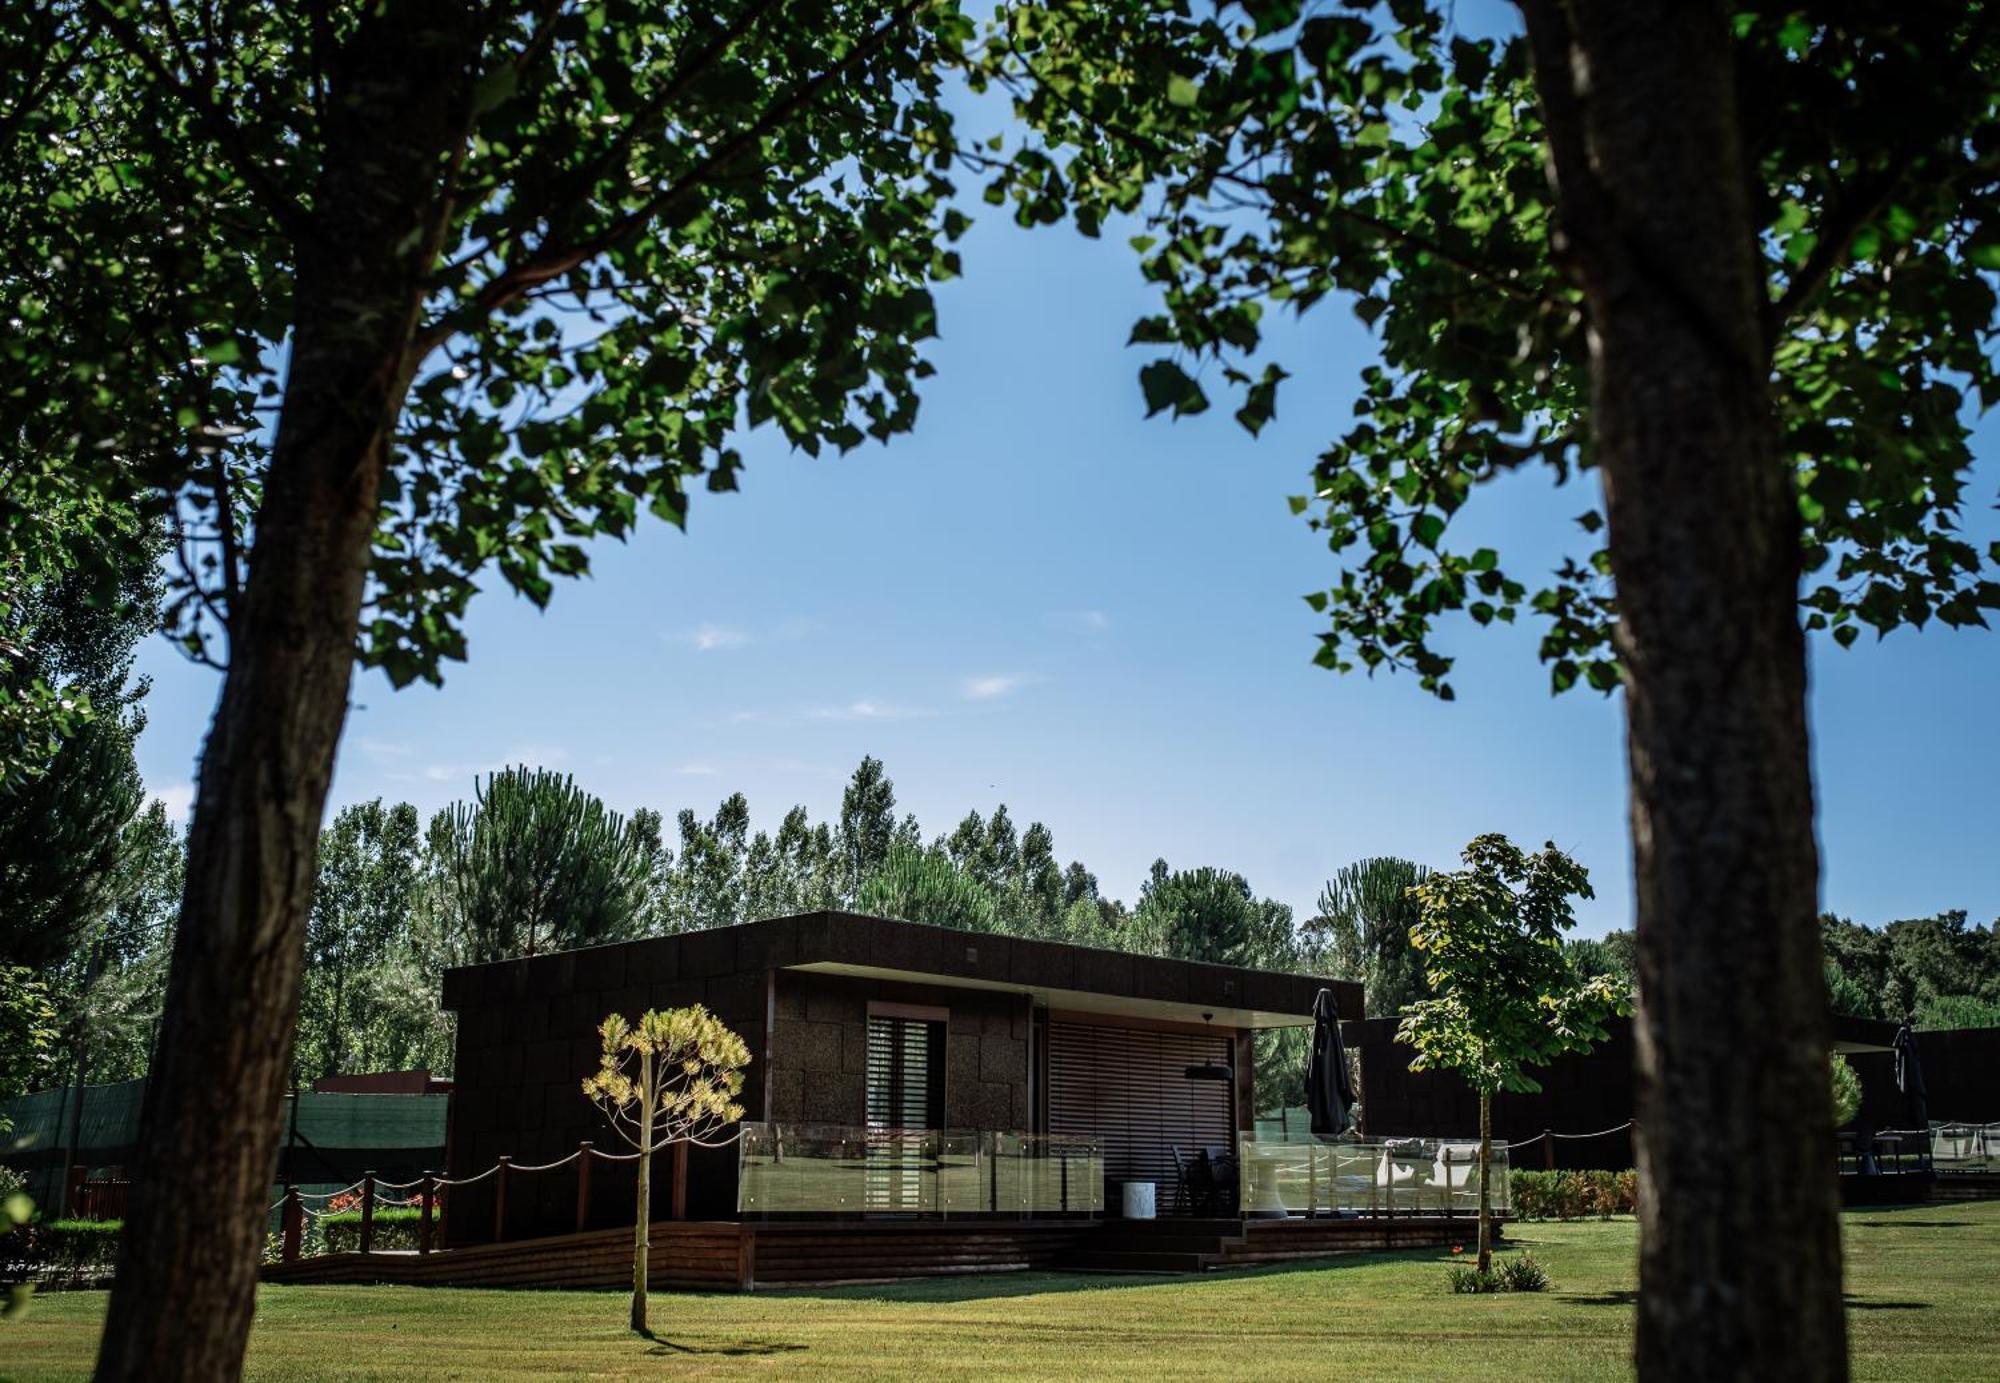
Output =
[
  {"x1": 93, "y1": 11, "x2": 477, "y2": 1380},
  {"x1": 632, "y1": 1055, "x2": 656, "y2": 1327},
  {"x1": 1520, "y1": 3, "x2": 1845, "y2": 1378},
  {"x1": 1476, "y1": 1091, "x2": 1492, "y2": 1275}
]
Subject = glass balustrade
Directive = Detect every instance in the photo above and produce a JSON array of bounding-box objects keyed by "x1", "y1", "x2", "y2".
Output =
[
  {"x1": 737, "y1": 1123, "x2": 1104, "y2": 1218},
  {"x1": 1235, "y1": 1136, "x2": 1511, "y2": 1217}
]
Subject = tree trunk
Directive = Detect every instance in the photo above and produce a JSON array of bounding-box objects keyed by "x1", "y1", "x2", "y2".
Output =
[
  {"x1": 632, "y1": 1144, "x2": 652, "y2": 1333},
  {"x1": 1521, "y1": 3, "x2": 1845, "y2": 1379},
  {"x1": 92, "y1": 11, "x2": 477, "y2": 1380},
  {"x1": 632, "y1": 1055, "x2": 656, "y2": 1343},
  {"x1": 1476, "y1": 1091, "x2": 1492, "y2": 1275}
]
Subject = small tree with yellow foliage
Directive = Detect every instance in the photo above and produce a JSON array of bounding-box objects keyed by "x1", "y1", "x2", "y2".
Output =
[{"x1": 582, "y1": 1006, "x2": 748, "y2": 1332}]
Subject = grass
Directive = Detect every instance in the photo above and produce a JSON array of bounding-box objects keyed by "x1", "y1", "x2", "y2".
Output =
[{"x1": 4, "y1": 1202, "x2": 1997, "y2": 1381}]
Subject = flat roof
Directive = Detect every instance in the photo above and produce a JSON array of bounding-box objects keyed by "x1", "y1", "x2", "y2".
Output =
[{"x1": 441, "y1": 909, "x2": 1363, "y2": 1026}]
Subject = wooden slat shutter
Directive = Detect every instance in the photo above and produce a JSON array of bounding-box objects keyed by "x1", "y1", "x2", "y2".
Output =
[
  {"x1": 865, "y1": 1015, "x2": 943, "y2": 1130},
  {"x1": 1047, "y1": 1023, "x2": 1234, "y2": 1193}
]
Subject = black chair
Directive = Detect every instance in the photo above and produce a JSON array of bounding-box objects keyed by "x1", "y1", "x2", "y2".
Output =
[
  {"x1": 1203, "y1": 1145, "x2": 1240, "y2": 1215},
  {"x1": 1170, "y1": 1146, "x2": 1196, "y2": 1214}
]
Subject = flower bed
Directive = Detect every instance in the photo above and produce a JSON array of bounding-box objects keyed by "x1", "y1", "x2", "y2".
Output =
[{"x1": 1508, "y1": 1169, "x2": 1637, "y2": 1220}]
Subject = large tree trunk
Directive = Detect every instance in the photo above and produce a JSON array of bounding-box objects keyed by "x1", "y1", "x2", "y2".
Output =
[
  {"x1": 1521, "y1": 3, "x2": 1845, "y2": 1379},
  {"x1": 93, "y1": 11, "x2": 476, "y2": 1380}
]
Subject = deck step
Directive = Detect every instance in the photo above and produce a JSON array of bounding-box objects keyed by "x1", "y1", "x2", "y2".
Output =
[
  {"x1": 1057, "y1": 1249, "x2": 1216, "y2": 1274},
  {"x1": 1081, "y1": 1234, "x2": 1237, "y2": 1255}
]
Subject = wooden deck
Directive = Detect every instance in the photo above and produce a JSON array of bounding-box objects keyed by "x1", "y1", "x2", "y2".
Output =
[{"x1": 262, "y1": 1214, "x2": 1484, "y2": 1292}]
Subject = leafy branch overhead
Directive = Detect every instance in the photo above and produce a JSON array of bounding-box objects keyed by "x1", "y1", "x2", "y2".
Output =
[
  {"x1": 972, "y1": 1, "x2": 2000, "y2": 697},
  {"x1": 1, "y1": 0, "x2": 975, "y2": 686}
]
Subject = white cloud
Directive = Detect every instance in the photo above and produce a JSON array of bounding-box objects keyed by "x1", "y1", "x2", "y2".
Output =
[
  {"x1": 808, "y1": 700, "x2": 932, "y2": 722},
  {"x1": 962, "y1": 674, "x2": 1032, "y2": 701},
  {"x1": 353, "y1": 736, "x2": 413, "y2": 760},
  {"x1": 155, "y1": 782, "x2": 195, "y2": 824},
  {"x1": 674, "y1": 623, "x2": 751, "y2": 651},
  {"x1": 421, "y1": 744, "x2": 569, "y2": 785},
  {"x1": 1049, "y1": 609, "x2": 1110, "y2": 632},
  {"x1": 676, "y1": 763, "x2": 719, "y2": 776}
]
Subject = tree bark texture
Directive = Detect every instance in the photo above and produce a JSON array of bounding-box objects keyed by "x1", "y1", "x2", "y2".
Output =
[
  {"x1": 1521, "y1": 3, "x2": 1846, "y2": 1379},
  {"x1": 93, "y1": 10, "x2": 479, "y2": 1380},
  {"x1": 633, "y1": 1144, "x2": 653, "y2": 1333}
]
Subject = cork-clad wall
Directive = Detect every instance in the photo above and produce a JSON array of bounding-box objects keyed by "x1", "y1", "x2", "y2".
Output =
[{"x1": 766, "y1": 970, "x2": 1032, "y2": 1130}]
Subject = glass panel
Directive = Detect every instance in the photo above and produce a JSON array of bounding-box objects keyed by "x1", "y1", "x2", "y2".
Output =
[
  {"x1": 1234, "y1": 1136, "x2": 1511, "y2": 1216},
  {"x1": 737, "y1": 1122, "x2": 1103, "y2": 1218}
]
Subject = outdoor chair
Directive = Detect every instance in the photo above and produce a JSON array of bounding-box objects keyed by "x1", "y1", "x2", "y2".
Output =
[
  {"x1": 1170, "y1": 1146, "x2": 1196, "y2": 1214},
  {"x1": 1203, "y1": 1145, "x2": 1240, "y2": 1215}
]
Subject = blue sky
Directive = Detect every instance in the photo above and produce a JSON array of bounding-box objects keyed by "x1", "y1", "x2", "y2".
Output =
[{"x1": 127, "y1": 156, "x2": 2000, "y2": 939}]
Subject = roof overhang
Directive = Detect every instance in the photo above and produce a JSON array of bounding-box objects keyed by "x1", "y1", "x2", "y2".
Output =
[{"x1": 786, "y1": 960, "x2": 1316, "y2": 1030}]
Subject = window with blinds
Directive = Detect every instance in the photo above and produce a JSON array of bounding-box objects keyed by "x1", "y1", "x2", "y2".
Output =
[
  {"x1": 864, "y1": 1013, "x2": 944, "y2": 1213},
  {"x1": 1047, "y1": 1022, "x2": 1234, "y2": 1198},
  {"x1": 866, "y1": 1014, "x2": 944, "y2": 1131}
]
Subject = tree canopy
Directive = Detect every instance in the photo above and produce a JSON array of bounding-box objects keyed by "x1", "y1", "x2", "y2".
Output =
[
  {"x1": 970, "y1": 0, "x2": 2000, "y2": 697},
  {"x1": 430, "y1": 766, "x2": 653, "y2": 962},
  {"x1": 2, "y1": 0, "x2": 976, "y2": 687}
]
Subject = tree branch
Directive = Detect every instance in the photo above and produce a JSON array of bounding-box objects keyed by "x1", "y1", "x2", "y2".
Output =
[
  {"x1": 413, "y1": 0, "x2": 928, "y2": 357},
  {"x1": 83, "y1": 0, "x2": 310, "y2": 244},
  {"x1": 1766, "y1": 9, "x2": 2000, "y2": 338}
]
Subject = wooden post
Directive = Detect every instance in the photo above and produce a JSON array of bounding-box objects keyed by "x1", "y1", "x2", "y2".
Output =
[
  {"x1": 1307, "y1": 1145, "x2": 1319, "y2": 1219},
  {"x1": 359, "y1": 1172, "x2": 377, "y2": 1254},
  {"x1": 1442, "y1": 1148, "x2": 1453, "y2": 1219},
  {"x1": 493, "y1": 1156, "x2": 511, "y2": 1244},
  {"x1": 419, "y1": 1172, "x2": 436, "y2": 1255},
  {"x1": 281, "y1": 1186, "x2": 302, "y2": 1263},
  {"x1": 576, "y1": 1142, "x2": 593, "y2": 1232},
  {"x1": 65, "y1": 1163, "x2": 86, "y2": 1220},
  {"x1": 1544, "y1": 1128, "x2": 1556, "y2": 1171},
  {"x1": 671, "y1": 1142, "x2": 688, "y2": 1221}
]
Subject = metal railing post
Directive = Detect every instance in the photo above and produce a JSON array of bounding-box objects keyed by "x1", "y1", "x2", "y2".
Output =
[
  {"x1": 576, "y1": 1142, "x2": 593, "y2": 1231},
  {"x1": 281, "y1": 1185, "x2": 302, "y2": 1263},
  {"x1": 359, "y1": 1171, "x2": 377, "y2": 1254}
]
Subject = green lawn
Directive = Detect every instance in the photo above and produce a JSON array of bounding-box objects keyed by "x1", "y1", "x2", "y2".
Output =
[{"x1": 5, "y1": 1202, "x2": 1997, "y2": 1381}]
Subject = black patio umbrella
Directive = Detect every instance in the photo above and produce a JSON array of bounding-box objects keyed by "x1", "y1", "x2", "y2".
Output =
[
  {"x1": 1307, "y1": 988, "x2": 1357, "y2": 1138},
  {"x1": 1893, "y1": 1025, "x2": 1928, "y2": 1131}
]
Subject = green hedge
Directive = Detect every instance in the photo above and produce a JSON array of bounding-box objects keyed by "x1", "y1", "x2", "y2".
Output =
[
  {"x1": 1510, "y1": 1169, "x2": 1636, "y2": 1220},
  {"x1": 322, "y1": 1207, "x2": 423, "y2": 1254},
  {"x1": 7, "y1": 1219, "x2": 123, "y2": 1285}
]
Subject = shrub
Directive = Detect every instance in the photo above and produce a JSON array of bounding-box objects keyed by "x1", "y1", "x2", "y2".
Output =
[
  {"x1": 1447, "y1": 1264, "x2": 1501, "y2": 1293},
  {"x1": 1509, "y1": 1169, "x2": 1637, "y2": 1220},
  {"x1": 1497, "y1": 1253, "x2": 1550, "y2": 1292},
  {"x1": 1446, "y1": 1252, "x2": 1552, "y2": 1294},
  {"x1": 13, "y1": 1219, "x2": 123, "y2": 1286},
  {"x1": 321, "y1": 1207, "x2": 424, "y2": 1254}
]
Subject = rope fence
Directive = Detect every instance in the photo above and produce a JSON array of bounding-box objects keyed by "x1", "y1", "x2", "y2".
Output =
[{"x1": 268, "y1": 1137, "x2": 671, "y2": 1264}]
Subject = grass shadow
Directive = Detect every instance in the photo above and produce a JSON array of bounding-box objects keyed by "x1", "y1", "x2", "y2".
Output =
[
  {"x1": 1565, "y1": 1289, "x2": 1638, "y2": 1308},
  {"x1": 635, "y1": 1326, "x2": 809, "y2": 1357},
  {"x1": 1843, "y1": 1294, "x2": 1930, "y2": 1312},
  {"x1": 768, "y1": 1245, "x2": 1479, "y2": 1305}
]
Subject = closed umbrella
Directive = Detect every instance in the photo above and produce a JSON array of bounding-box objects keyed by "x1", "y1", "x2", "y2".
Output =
[
  {"x1": 1893, "y1": 1025, "x2": 1928, "y2": 1163},
  {"x1": 1307, "y1": 988, "x2": 1357, "y2": 1138}
]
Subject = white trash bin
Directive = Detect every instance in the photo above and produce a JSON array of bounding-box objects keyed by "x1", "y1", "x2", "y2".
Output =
[{"x1": 1121, "y1": 1181, "x2": 1157, "y2": 1220}]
